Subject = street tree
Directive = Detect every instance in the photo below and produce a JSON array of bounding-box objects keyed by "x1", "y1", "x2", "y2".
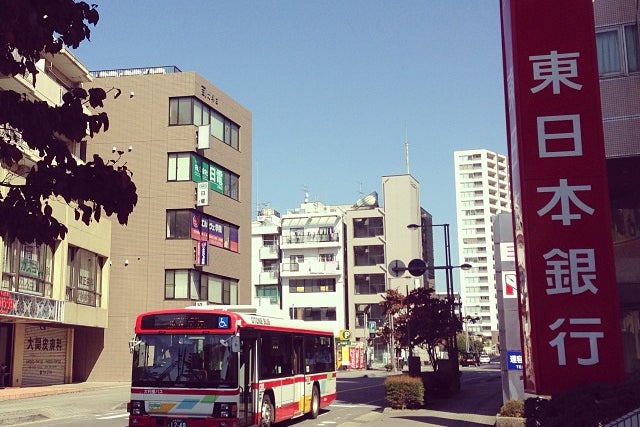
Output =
[
  {"x1": 379, "y1": 287, "x2": 461, "y2": 371},
  {"x1": 406, "y1": 287, "x2": 462, "y2": 371},
  {"x1": 0, "y1": 0, "x2": 138, "y2": 246},
  {"x1": 378, "y1": 289, "x2": 408, "y2": 363}
]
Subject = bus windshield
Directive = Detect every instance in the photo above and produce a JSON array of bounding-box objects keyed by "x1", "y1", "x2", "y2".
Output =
[{"x1": 131, "y1": 333, "x2": 238, "y2": 389}]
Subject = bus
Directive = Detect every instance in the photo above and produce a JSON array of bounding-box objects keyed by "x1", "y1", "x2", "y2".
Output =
[{"x1": 127, "y1": 305, "x2": 337, "y2": 427}]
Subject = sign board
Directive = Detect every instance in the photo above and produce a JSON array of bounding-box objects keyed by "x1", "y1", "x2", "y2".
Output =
[
  {"x1": 407, "y1": 258, "x2": 427, "y2": 277},
  {"x1": 507, "y1": 350, "x2": 523, "y2": 371},
  {"x1": 196, "y1": 181, "x2": 209, "y2": 206},
  {"x1": 339, "y1": 329, "x2": 352, "y2": 341},
  {"x1": 388, "y1": 260, "x2": 406, "y2": 278},
  {"x1": 368, "y1": 321, "x2": 377, "y2": 332},
  {"x1": 501, "y1": 0, "x2": 624, "y2": 394}
]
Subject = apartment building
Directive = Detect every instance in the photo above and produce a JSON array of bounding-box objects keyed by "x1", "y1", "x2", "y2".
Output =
[
  {"x1": 84, "y1": 67, "x2": 252, "y2": 381},
  {"x1": 453, "y1": 149, "x2": 511, "y2": 344},
  {"x1": 594, "y1": 1, "x2": 640, "y2": 373},
  {"x1": 251, "y1": 174, "x2": 435, "y2": 366},
  {"x1": 0, "y1": 50, "x2": 113, "y2": 386}
]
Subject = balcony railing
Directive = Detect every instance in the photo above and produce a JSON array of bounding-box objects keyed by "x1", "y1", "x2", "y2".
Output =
[{"x1": 282, "y1": 233, "x2": 339, "y2": 244}]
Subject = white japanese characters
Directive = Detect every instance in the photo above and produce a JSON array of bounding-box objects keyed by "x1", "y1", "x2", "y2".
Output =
[{"x1": 529, "y1": 50, "x2": 605, "y2": 368}]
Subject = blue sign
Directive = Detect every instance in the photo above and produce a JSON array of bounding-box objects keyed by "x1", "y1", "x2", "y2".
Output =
[
  {"x1": 218, "y1": 315, "x2": 230, "y2": 329},
  {"x1": 507, "y1": 350, "x2": 523, "y2": 370},
  {"x1": 368, "y1": 321, "x2": 377, "y2": 332}
]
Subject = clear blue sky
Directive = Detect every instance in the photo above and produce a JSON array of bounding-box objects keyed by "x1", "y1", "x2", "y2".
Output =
[{"x1": 73, "y1": 1, "x2": 508, "y2": 272}]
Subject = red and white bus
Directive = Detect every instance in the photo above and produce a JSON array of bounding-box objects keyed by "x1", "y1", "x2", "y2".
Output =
[{"x1": 127, "y1": 306, "x2": 337, "y2": 427}]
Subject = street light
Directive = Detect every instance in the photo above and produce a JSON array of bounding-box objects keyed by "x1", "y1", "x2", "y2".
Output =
[{"x1": 407, "y1": 222, "x2": 471, "y2": 392}]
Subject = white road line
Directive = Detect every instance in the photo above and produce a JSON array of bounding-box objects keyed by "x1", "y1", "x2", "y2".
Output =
[{"x1": 96, "y1": 412, "x2": 129, "y2": 420}]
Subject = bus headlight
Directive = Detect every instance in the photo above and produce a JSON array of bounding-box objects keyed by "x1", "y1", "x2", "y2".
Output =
[
  {"x1": 129, "y1": 400, "x2": 147, "y2": 415},
  {"x1": 213, "y1": 402, "x2": 237, "y2": 418}
]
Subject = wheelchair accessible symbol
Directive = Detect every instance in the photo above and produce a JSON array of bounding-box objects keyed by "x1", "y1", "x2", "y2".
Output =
[{"x1": 218, "y1": 316, "x2": 229, "y2": 328}]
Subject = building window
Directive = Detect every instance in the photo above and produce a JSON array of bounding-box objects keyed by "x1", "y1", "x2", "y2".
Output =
[
  {"x1": 289, "y1": 278, "x2": 336, "y2": 293},
  {"x1": 353, "y1": 217, "x2": 384, "y2": 238},
  {"x1": 167, "y1": 152, "x2": 240, "y2": 201},
  {"x1": 167, "y1": 152, "x2": 191, "y2": 181},
  {"x1": 354, "y1": 245, "x2": 384, "y2": 266},
  {"x1": 354, "y1": 273, "x2": 385, "y2": 294},
  {"x1": 169, "y1": 97, "x2": 240, "y2": 151},
  {"x1": 319, "y1": 253, "x2": 334, "y2": 262},
  {"x1": 256, "y1": 285, "x2": 280, "y2": 305},
  {"x1": 165, "y1": 269, "x2": 237, "y2": 304},
  {"x1": 596, "y1": 24, "x2": 639, "y2": 76},
  {"x1": 291, "y1": 307, "x2": 336, "y2": 321},
  {"x1": 2, "y1": 240, "x2": 54, "y2": 297},
  {"x1": 166, "y1": 210, "x2": 240, "y2": 253},
  {"x1": 66, "y1": 247, "x2": 104, "y2": 307},
  {"x1": 166, "y1": 210, "x2": 191, "y2": 239}
]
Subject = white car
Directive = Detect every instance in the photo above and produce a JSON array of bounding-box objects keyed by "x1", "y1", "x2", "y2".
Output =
[{"x1": 479, "y1": 354, "x2": 491, "y2": 364}]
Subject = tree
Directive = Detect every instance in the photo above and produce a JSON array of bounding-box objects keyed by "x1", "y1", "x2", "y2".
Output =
[
  {"x1": 378, "y1": 289, "x2": 409, "y2": 366},
  {"x1": 0, "y1": 0, "x2": 137, "y2": 247},
  {"x1": 379, "y1": 287, "x2": 463, "y2": 372}
]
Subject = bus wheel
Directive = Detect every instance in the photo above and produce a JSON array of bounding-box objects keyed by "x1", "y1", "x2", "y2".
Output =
[
  {"x1": 260, "y1": 394, "x2": 274, "y2": 427},
  {"x1": 309, "y1": 385, "x2": 320, "y2": 419}
]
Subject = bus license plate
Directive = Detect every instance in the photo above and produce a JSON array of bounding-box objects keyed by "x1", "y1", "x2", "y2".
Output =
[{"x1": 169, "y1": 419, "x2": 186, "y2": 427}]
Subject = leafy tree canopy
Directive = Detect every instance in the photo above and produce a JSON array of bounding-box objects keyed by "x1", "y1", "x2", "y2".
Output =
[
  {"x1": 0, "y1": 0, "x2": 137, "y2": 246},
  {"x1": 378, "y1": 287, "x2": 462, "y2": 371}
]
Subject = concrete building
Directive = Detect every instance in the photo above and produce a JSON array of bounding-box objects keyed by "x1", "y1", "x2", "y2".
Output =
[
  {"x1": 594, "y1": 1, "x2": 640, "y2": 374},
  {"x1": 84, "y1": 66, "x2": 252, "y2": 381},
  {"x1": 453, "y1": 149, "x2": 511, "y2": 345},
  {"x1": 251, "y1": 174, "x2": 435, "y2": 367},
  {"x1": 0, "y1": 50, "x2": 113, "y2": 386}
]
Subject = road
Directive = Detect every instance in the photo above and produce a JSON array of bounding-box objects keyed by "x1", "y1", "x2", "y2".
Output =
[{"x1": 3, "y1": 364, "x2": 501, "y2": 427}]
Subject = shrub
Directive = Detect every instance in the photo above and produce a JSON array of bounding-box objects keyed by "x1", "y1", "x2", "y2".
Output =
[
  {"x1": 384, "y1": 374, "x2": 424, "y2": 409},
  {"x1": 523, "y1": 371, "x2": 640, "y2": 427},
  {"x1": 499, "y1": 399, "x2": 525, "y2": 417}
]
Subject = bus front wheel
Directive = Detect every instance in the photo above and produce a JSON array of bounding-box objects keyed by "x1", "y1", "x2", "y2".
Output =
[
  {"x1": 309, "y1": 385, "x2": 320, "y2": 419},
  {"x1": 260, "y1": 394, "x2": 274, "y2": 427}
]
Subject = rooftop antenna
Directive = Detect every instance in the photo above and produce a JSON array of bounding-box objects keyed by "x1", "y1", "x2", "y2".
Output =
[
  {"x1": 357, "y1": 181, "x2": 364, "y2": 198},
  {"x1": 404, "y1": 124, "x2": 410, "y2": 174},
  {"x1": 302, "y1": 185, "x2": 309, "y2": 203}
]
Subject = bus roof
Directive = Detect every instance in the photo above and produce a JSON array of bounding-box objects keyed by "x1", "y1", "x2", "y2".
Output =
[{"x1": 136, "y1": 305, "x2": 335, "y2": 336}]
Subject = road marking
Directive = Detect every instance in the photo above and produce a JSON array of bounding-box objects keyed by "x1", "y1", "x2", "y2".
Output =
[{"x1": 96, "y1": 412, "x2": 129, "y2": 420}]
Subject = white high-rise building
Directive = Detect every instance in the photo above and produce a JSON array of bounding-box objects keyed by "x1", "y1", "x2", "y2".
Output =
[{"x1": 454, "y1": 149, "x2": 511, "y2": 345}]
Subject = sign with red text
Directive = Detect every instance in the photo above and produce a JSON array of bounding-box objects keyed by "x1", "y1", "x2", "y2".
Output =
[{"x1": 501, "y1": 0, "x2": 624, "y2": 394}]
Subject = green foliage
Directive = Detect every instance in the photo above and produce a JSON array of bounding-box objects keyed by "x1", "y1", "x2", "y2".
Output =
[
  {"x1": 0, "y1": 0, "x2": 138, "y2": 246},
  {"x1": 378, "y1": 288, "x2": 461, "y2": 374},
  {"x1": 524, "y1": 371, "x2": 640, "y2": 427},
  {"x1": 384, "y1": 375, "x2": 424, "y2": 409},
  {"x1": 499, "y1": 399, "x2": 524, "y2": 418}
]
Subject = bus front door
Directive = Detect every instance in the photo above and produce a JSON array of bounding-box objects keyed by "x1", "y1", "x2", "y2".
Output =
[{"x1": 239, "y1": 336, "x2": 257, "y2": 427}]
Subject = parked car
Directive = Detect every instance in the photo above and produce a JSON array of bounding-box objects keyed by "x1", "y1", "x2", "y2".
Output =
[
  {"x1": 479, "y1": 353, "x2": 491, "y2": 364},
  {"x1": 460, "y1": 352, "x2": 480, "y2": 367}
]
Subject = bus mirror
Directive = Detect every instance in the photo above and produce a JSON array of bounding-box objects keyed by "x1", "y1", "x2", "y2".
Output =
[
  {"x1": 128, "y1": 336, "x2": 141, "y2": 354},
  {"x1": 230, "y1": 336, "x2": 240, "y2": 353}
]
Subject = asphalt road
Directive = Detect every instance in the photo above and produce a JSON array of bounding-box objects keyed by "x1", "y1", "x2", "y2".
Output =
[{"x1": 0, "y1": 364, "x2": 502, "y2": 427}]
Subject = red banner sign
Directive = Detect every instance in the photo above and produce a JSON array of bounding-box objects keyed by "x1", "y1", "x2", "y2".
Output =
[{"x1": 501, "y1": 0, "x2": 624, "y2": 394}]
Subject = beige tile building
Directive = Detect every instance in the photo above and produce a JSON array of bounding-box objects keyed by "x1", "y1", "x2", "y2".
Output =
[
  {"x1": 594, "y1": 1, "x2": 640, "y2": 373},
  {"x1": 84, "y1": 67, "x2": 252, "y2": 381},
  {"x1": 0, "y1": 49, "x2": 113, "y2": 386}
]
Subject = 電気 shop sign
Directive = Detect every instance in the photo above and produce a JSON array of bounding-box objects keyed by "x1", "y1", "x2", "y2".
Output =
[{"x1": 500, "y1": 0, "x2": 624, "y2": 395}]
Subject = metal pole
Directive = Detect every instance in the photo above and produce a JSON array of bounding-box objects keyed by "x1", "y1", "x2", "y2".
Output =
[{"x1": 390, "y1": 313, "x2": 397, "y2": 372}]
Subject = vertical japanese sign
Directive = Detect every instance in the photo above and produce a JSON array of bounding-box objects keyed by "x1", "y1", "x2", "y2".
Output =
[{"x1": 501, "y1": 0, "x2": 624, "y2": 394}]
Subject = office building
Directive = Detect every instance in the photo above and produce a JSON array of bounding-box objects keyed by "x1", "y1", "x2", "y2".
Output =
[
  {"x1": 453, "y1": 149, "x2": 511, "y2": 344},
  {"x1": 251, "y1": 174, "x2": 435, "y2": 367},
  {"x1": 594, "y1": 1, "x2": 640, "y2": 373},
  {"x1": 0, "y1": 50, "x2": 113, "y2": 386},
  {"x1": 84, "y1": 66, "x2": 252, "y2": 381}
]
